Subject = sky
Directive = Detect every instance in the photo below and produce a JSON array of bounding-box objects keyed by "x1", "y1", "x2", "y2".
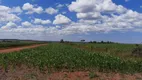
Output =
[{"x1": 0, "y1": 0, "x2": 142, "y2": 43}]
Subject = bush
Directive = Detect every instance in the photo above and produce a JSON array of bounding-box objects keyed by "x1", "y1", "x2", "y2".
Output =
[
  {"x1": 60, "y1": 39, "x2": 64, "y2": 43},
  {"x1": 132, "y1": 45, "x2": 142, "y2": 57}
]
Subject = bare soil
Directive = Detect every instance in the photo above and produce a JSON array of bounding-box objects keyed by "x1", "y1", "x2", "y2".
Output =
[
  {"x1": 0, "y1": 44, "x2": 47, "y2": 53},
  {"x1": 0, "y1": 65, "x2": 141, "y2": 80}
]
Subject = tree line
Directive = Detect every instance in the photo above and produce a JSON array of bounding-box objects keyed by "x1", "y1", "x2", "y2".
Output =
[{"x1": 60, "y1": 39, "x2": 117, "y2": 44}]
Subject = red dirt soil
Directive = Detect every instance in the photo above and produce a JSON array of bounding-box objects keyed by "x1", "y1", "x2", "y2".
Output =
[
  {"x1": 0, "y1": 44, "x2": 47, "y2": 53},
  {"x1": 0, "y1": 65, "x2": 142, "y2": 80}
]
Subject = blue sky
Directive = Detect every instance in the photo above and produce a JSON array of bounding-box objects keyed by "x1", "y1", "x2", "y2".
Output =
[{"x1": 0, "y1": 0, "x2": 142, "y2": 43}]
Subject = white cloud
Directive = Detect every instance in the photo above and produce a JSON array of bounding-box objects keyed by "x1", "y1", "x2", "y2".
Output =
[
  {"x1": 77, "y1": 12, "x2": 102, "y2": 19},
  {"x1": 22, "y1": 3, "x2": 33, "y2": 10},
  {"x1": 34, "y1": 18, "x2": 51, "y2": 25},
  {"x1": 68, "y1": 0, "x2": 127, "y2": 14},
  {"x1": 125, "y1": 0, "x2": 129, "y2": 2},
  {"x1": 0, "y1": 5, "x2": 22, "y2": 14},
  {"x1": 0, "y1": 5, "x2": 11, "y2": 12},
  {"x1": 12, "y1": 6, "x2": 23, "y2": 14},
  {"x1": 22, "y1": 3, "x2": 43, "y2": 14},
  {"x1": 1, "y1": 22, "x2": 17, "y2": 29},
  {"x1": 33, "y1": 6, "x2": 43, "y2": 14},
  {"x1": 0, "y1": 5, "x2": 21, "y2": 23},
  {"x1": 62, "y1": 11, "x2": 67, "y2": 14},
  {"x1": 59, "y1": 0, "x2": 142, "y2": 34},
  {"x1": 45, "y1": 7, "x2": 58, "y2": 15},
  {"x1": 53, "y1": 14, "x2": 71, "y2": 25},
  {"x1": 1, "y1": 0, "x2": 142, "y2": 41},
  {"x1": 56, "y1": 4, "x2": 64, "y2": 8},
  {"x1": 22, "y1": 21, "x2": 32, "y2": 27}
]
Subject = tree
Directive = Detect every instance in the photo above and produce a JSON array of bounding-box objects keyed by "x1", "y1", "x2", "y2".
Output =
[
  {"x1": 81, "y1": 39, "x2": 85, "y2": 43},
  {"x1": 93, "y1": 41, "x2": 97, "y2": 43},
  {"x1": 132, "y1": 44, "x2": 142, "y2": 57},
  {"x1": 101, "y1": 41, "x2": 104, "y2": 44},
  {"x1": 89, "y1": 41, "x2": 93, "y2": 43},
  {"x1": 60, "y1": 39, "x2": 64, "y2": 43}
]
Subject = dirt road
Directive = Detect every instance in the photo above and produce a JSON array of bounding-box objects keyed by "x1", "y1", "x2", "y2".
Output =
[{"x1": 0, "y1": 44, "x2": 47, "y2": 53}]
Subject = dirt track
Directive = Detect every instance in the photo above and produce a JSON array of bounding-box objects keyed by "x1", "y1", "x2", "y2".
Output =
[{"x1": 0, "y1": 44, "x2": 47, "y2": 53}]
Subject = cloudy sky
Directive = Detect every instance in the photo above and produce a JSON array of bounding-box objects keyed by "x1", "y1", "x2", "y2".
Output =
[{"x1": 0, "y1": 0, "x2": 142, "y2": 43}]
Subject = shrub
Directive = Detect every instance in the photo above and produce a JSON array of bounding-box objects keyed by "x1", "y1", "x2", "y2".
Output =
[
  {"x1": 132, "y1": 45, "x2": 142, "y2": 57},
  {"x1": 60, "y1": 39, "x2": 64, "y2": 43}
]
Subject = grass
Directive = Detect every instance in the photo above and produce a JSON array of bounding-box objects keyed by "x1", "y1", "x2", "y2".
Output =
[
  {"x1": 0, "y1": 41, "x2": 45, "y2": 49},
  {"x1": 0, "y1": 43, "x2": 142, "y2": 73},
  {"x1": 68, "y1": 43, "x2": 142, "y2": 59},
  {"x1": 89, "y1": 71, "x2": 99, "y2": 79}
]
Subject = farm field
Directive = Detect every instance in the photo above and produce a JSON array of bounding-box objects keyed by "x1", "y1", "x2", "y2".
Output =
[
  {"x1": 68, "y1": 43, "x2": 142, "y2": 60},
  {"x1": 0, "y1": 41, "x2": 45, "y2": 49},
  {"x1": 1, "y1": 0, "x2": 142, "y2": 80},
  {"x1": 0, "y1": 44, "x2": 47, "y2": 53},
  {"x1": 0, "y1": 43, "x2": 142, "y2": 80}
]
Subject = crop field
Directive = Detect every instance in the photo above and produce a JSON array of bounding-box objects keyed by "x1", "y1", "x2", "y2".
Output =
[
  {"x1": 68, "y1": 43, "x2": 142, "y2": 59},
  {"x1": 0, "y1": 41, "x2": 45, "y2": 49},
  {"x1": 0, "y1": 43, "x2": 142, "y2": 79}
]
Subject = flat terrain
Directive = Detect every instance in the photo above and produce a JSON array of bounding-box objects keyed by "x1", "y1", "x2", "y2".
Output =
[
  {"x1": 0, "y1": 44, "x2": 47, "y2": 53},
  {"x1": 68, "y1": 43, "x2": 142, "y2": 59},
  {"x1": 0, "y1": 41, "x2": 45, "y2": 49},
  {"x1": 0, "y1": 43, "x2": 141, "y2": 80},
  {"x1": 0, "y1": 66, "x2": 142, "y2": 80}
]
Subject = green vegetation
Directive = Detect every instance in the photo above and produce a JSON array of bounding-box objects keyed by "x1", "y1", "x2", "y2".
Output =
[
  {"x1": 68, "y1": 43, "x2": 142, "y2": 59},
  {"x1": 89, "y1": 71, "x2": 99, "y2": 79},
  {"x1": 0, "y1": 41, "x2": 44, "y2": 49},
  {"x1": 132, "y1": 45, "x2": 142, "y2": 57},
  {"x1": 0, "y1": 43, "x2": 142, "y2": 73}
]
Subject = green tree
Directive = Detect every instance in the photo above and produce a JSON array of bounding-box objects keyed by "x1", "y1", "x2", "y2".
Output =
[
  {"x1": 81, "y1": 39, "x2": 85, "y2": 43},
  {"x1": 60, "y1": 39, "x2": 64, "y2": 43}
]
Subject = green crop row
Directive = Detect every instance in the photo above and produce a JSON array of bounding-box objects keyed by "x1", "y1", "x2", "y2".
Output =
[
  {"x1": 68, "y1": 43, "x2": 142, "y2": 59},
  {"x1": 0, "y1": 43, "x2": 141, "y2": 73}
]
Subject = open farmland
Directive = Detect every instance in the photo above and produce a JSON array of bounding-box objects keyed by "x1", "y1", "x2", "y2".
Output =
[
  {"x1": 0, "y1": 43, "x2": 142, "y2": 80},
  {"x1": 1, "y1": 0, "x2": 142, "y2": 79},
  {"x1": 68, "y1": 43, "x2": 142, "y2": 59},
  {"x1": 0, "y1": 40, "x2": 45, "y2": 49}
]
